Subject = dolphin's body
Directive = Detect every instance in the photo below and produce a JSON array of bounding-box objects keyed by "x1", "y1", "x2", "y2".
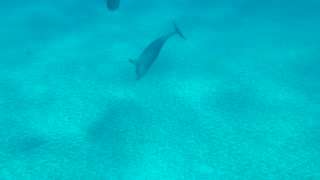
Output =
[
  {"x1": 105, "y1": 0, "x2": 120, "y2": 11},
  {"x1": 129, "y1": 22, "x2": 186, "y2": 80}
]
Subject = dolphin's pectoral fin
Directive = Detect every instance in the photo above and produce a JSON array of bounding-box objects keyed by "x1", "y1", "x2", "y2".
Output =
[{"x1": 129, "y1": 59, "x2": 137, "y2": 65}]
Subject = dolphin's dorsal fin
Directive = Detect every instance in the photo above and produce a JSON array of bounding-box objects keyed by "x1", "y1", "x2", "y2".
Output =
[{"x1": 129, "y1": 59, "x2": 137, "y2": 65}]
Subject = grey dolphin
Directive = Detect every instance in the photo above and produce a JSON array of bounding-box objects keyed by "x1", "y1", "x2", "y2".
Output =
[
  {"x1": 129, "y1": 22, "x2": 186, "y2": 80},
  {"x1": 105, "y1": 0, "x2": 120, "y2": 11}
]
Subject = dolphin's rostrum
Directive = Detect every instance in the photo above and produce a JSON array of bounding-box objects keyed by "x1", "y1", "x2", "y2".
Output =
[{"x1": 129, "y1": 22, "x2": 186, "y2": 80}]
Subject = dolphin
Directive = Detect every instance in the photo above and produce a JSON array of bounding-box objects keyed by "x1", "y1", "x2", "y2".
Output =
[
  {"x1": 129, "y1": 22, "x2": 186, "y2": 80},
  {"x1": 104, "y1": 0, "x2": 120, "y2": 11}
]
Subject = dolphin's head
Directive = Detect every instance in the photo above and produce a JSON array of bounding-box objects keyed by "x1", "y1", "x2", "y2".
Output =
[{"x1": 136, "y1": 75, "x2": 141, "y2": 81}]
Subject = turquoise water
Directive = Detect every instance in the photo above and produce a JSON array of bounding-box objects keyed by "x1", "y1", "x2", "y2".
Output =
[{"x1": 1, "y1": 0, "x2": 320, "y2": 179}]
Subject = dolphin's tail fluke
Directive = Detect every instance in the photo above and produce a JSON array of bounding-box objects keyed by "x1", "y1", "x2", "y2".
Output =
[{"x1": 173, "y1": 21, "x2": 186, "y2": 40}]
